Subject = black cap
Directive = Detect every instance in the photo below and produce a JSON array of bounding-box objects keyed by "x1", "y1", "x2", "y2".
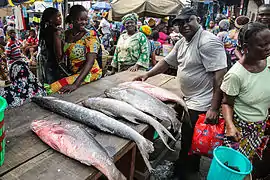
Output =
[{"x1": 173, "y1": 7, "x2": 197, "y2": 24}]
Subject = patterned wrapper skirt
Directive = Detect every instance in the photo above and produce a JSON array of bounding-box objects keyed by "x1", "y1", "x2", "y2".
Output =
[
  {"x1": 0, "y1": 60, "x2": 46, "y2": 108},
  {"x1": 45, "y1": 60, "x2": 102, "y2": 94},
  {"x1": 224, "y1": 114, "x2": 269, "y2": 160}
]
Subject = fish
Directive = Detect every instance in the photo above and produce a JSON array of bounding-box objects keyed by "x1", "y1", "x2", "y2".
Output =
[
  {"x1": 83, "y1": 97, "x2": 176, "y2": 151},
  {"x1": 104, "y1": 87, "x2": 181, "y2": 132},
  {"x1": 32, "y1": 96, "x2": 154, "y2": 172},
  {"x1": 31, "y1": 119, "x2": 126, "y2": 180},
  {"x1": 119, "y1": 81, "x2": 189, "y2": 115}
]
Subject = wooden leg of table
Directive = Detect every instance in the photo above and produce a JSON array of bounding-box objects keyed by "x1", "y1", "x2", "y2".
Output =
[
  {"x1": 115, "y1": 143, "x2": 137, "y2": 180},
  {"x1": 129, "y1": 145, "x2": 136, "y2": 180}
]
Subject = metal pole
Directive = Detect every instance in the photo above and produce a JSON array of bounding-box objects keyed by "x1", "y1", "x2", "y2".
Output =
[{"x1": 64, "y1": 0, "x2": 68, "y2": 29}]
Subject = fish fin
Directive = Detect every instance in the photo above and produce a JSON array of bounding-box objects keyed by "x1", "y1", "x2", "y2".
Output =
[
  {"x1": 121, "y1": 115, "x2": 140, "y2": 125},
  {"x1": 136, "y1": 138, "x2": 154, "y2": 172},
  {"x1": 100, "y1": 110, "x2": 117, "y2": 118},
  {"x1": 154, "y1": 123, "x2": 176, "y2": 151}
]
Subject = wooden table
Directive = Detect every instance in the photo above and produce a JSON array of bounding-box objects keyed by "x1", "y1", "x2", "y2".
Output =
[{"x1": 0, "y1": 71, "x2": 179, "y2": 180}]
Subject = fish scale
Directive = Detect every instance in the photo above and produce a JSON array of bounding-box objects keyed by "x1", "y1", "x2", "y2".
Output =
[
  {"x1": 32, "y1": 96, "x2": 154, "y2": 172},
  {"x1": 31, "y1": 119, "x2": 126, "y2": 180},
  {"x1": 105, "y1": 87, "x2": 181, "y2": 132},
  {"x1": 83, "y1": 97, "x2": 177, "y2": 151}
]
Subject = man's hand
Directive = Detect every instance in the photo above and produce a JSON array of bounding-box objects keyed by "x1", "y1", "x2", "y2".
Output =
[
  {"x1": 133, "y1": 74, "x2": 149, "y2": 81},
  {"x1": 205, "y1": 108, "x2": 219, "y2": 124}
]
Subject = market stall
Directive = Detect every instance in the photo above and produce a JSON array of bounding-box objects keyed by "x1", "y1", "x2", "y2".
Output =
[
  {"x1": 110, "y1": 0, "x2": 184, "y2": 20},
  {"x1": 0, "y1": 71, "x2": 180, "y2": 180}
]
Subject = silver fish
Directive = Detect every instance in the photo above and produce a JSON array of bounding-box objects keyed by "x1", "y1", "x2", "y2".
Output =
[
  {"x1": 32, "y1": 96, "x2": 154, "y2": 172},
  {"x1": 119, "y1": 81, "x2": 188, "y2": 113},
  {"x1": 31, "y1": 119, "x2": 126, "y2": 180},
  {"x1": 83, "y1": 97, "x2": 176, "y2": 151},
  {"x1": 119, "y1": 81, "x2": 190, "y2": 125},
  {"x1": 104, "y1": 87, "x2": 181, "y2": 132}
]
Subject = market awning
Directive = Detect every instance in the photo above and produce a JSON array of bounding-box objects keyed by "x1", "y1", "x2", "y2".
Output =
[{"x1": 111, "y1": 0, "x2": 184, "y2": 21}]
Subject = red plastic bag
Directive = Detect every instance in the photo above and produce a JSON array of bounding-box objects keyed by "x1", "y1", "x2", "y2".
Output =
[{"x1": 189, "y1": 114, "x2": 225, "y2": 158}]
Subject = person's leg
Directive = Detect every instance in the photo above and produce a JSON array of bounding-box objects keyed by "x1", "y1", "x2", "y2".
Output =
[{"x1": 174, "y1": 109, "x2": 206, "y2": 180}]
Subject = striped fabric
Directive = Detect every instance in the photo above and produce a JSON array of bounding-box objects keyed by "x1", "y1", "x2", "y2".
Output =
[{"x1": 5, "y1": 39, "x2": 23, "y2": 65}]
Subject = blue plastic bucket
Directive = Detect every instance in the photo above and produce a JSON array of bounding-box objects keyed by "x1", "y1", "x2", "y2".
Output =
[{"x1": 207, "y1": 146, "x2": 252, "y2": 180}]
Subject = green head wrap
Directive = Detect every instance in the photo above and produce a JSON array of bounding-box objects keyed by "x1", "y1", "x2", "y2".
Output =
[{"x1": 122, "y1": 13, "x2": 139, "y2": 25}]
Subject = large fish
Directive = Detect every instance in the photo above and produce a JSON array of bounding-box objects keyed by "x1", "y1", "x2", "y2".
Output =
[
  {"x1": 32, "y1": 96, "x2": 154, "y2": 171},
  {"x1": 83, "y1": 97, "x2": 177, "y2": 151},
  {"x1": 31, "y1": 119, "x2": 126, "y2": 180},
  {"x1": 104, "y1": 87, "x2": 181, "y2": 132},
  {"x1": 119, "y1": 81, "x2": 189, "y2": 114}
]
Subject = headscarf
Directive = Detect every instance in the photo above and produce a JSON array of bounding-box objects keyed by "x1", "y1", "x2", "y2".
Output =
[
  {"x1": 140, "y1": 25, "x2": 152, "y2": 36},
  {"x1": 122, "y1": 13, "x2": 138, "y2": 25},
  {"x1": 219, "y1": 19, "x2": 230, "y2": 31}
]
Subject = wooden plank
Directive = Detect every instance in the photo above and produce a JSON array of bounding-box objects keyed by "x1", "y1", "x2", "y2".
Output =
[{"x1": 1, "y1": 71, "x2": 173, "y2": 179}]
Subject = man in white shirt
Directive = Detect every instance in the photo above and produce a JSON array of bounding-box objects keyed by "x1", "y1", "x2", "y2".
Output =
[
  {"x1": 134, "y1": 7, "x2": 227, "y2": 180},
  {"x1": 98, "y1": 12, "x2": 111, "y2": 50}
]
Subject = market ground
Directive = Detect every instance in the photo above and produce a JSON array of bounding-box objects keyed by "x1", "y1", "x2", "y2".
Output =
[{"x1": 149, "y1": 137, "x2": 211, "y2": 180}]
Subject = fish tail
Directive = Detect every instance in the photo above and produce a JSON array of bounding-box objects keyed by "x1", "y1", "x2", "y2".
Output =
[
  {"x1": 154, "y1": 123, "x2": 176, "y2": 151},
  {"x1": 170, "y1": 117, "x2": 181, "y2": 133},
  {"x1": 137, "y1": 139, "x2": 154, "y2": 172},
  {"x1": 107, "y1": 169, "x2": 127, "y2": 180}
]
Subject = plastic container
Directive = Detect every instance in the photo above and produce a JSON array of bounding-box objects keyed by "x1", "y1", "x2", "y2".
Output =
[
  {"x1": 207, "y1": 146, "x2": 252, "y2": 180},
  {"x1": 0, "y1": 96, "x2": 7, "y2": 166}
]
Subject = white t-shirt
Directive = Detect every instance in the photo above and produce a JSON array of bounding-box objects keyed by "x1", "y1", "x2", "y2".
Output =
[
  {"x1": 165, "y1": 28, "x2": 227, "y2": 111},
  {"x1": 221, "y1": 59, "x2": 270, "y2": 122},
  {"x1": 100, "y1": 18, "x2": 111, "y2": 35}
]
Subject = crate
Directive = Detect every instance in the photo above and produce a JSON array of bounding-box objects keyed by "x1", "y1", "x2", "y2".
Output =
[{"x1": 0, "y1": 96, "x2": 7, "y2": 166}]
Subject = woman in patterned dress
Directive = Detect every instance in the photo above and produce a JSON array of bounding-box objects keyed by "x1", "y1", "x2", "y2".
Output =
[
  {"x1": 109, "y1": 13, "x2": 150, "y2": 74},
  {"x1": 0, "y1": 29, "x2": 46, "y2": 108},
  {"x1": 47, "y1": 5, "x2": 102, "y2": 94},
  {"x1": 221, "y1": 22, "x2": 270, "y2": 161}
]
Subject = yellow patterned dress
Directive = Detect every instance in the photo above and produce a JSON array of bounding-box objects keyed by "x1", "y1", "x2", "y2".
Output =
[{"x1": 48, "y1": 30, "x2": 102, "y2": 94}]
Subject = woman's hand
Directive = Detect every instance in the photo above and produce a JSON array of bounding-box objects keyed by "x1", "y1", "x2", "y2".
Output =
[
  {"x1": 226, "y1": 125, "x2": 242, "y2": 142},
  {"x1": 59, "y1": 84, "x2": 79, "y2": 94},
  {"x1": 129, "y1": 64, "x2": 139, "y2": 72}
]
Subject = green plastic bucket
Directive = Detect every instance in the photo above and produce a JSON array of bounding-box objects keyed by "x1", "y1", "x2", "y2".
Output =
[{"x1": 0, "y1": 96, "x2": 7, "y2": 166}]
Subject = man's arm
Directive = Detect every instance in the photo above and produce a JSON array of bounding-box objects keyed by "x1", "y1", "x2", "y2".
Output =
[
  {"x1": 134, "y1": 41, "x2": 180, "y2": 81},
  {"x1": 146, "y1": 59, "x2": 169, "y2": 77},
  {"x1": 199, "y1": 35, "x2": 228, "y2": 123},
  {"x1": 211, "y1": 68, "x2": 227, "y2": 111}
]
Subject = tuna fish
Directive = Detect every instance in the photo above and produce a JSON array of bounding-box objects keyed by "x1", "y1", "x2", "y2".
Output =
[
  {"x1": 104, "y1": 87, "x2": 181, "y2": 132},
  {"x1": 31, "y1": 119, "x2": 126, "y2": 180},
  {"x1": 119, "y1": 81, "x2": 189, "y2": 115},
  {"x1": 83, "y1": 97, "x2": 176, "y2": 151},
  {"x1": 32, "y1": 96, "x2": 154, "y2": 172}
]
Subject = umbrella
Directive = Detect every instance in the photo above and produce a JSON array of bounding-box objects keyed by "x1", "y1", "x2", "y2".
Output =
[{"x1": 92, "y1": 2, "x2": 111, "y2": 11}]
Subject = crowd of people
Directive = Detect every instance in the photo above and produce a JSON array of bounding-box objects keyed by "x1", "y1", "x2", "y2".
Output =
[{"x1": 0, "y1": 3, "x2": 269, "y2": 179}]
